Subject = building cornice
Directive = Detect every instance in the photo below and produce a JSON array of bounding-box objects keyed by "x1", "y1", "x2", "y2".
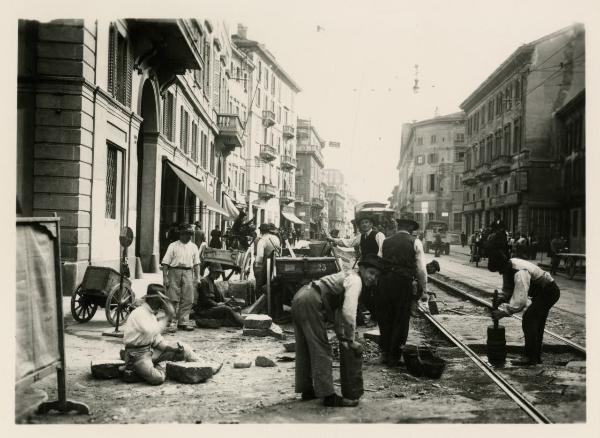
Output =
[{"x1": 232, "y1": 35, "x2": 302, "y2": 92}]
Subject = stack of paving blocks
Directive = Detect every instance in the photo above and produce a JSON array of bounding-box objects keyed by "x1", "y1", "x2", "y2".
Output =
[{"x1": 242, "y1": 314, "x2": 286, "y2": 340}]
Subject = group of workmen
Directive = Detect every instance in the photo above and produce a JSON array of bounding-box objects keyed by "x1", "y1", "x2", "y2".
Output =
[{"x1": 118, "y1": 214, "x2": 561, "y2": 410}]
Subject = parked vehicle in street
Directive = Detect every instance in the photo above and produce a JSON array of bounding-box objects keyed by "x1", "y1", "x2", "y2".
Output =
[{"x1": 423, "y1": 221, "x2": 451, "y2": 255}]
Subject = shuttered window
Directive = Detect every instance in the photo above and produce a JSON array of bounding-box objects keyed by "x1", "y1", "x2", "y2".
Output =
[
  {"x1": 107, "y1": 24, "x2": 132, "y2": 108},
  {"x1": 105, "y1": 145, "x2": 122, "y2": 219},
  {"x1": 191, "y1": 122, "x2": 198, "y2": 162},
  {"x1": 163, "y1": 92, "x2": 175, "y2": 141},
  {"x1": 180, "y1": 107, "x2": 189, "y2": 153}
]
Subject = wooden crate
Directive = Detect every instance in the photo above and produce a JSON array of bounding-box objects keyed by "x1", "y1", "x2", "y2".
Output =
[
  {"x1": 203, "y1": 248, "x2": 244, "y2": 268},
  {"x1": 275, "y1": 257, "x2": 340, "y2": 281},
  {"x1": 80, "y1": 266, "x2": 130, "y2": 295}
]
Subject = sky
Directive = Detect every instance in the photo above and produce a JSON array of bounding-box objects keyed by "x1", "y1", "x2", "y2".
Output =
[{"x1": 200, "y1": 0, "x2": 594, "y2": 205}]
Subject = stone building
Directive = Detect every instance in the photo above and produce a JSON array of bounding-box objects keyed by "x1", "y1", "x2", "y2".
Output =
[
  {"x1": 232, "y1": 25, "x2": 302, "y2": 228},
  {"x1": 17, "y1": 19, "x2": 242, "y2": 293},
  {"x1": 295, "y1": 118, "x2": 325, "y2": 239},
  {"x1": 323, "y1": 168, "x2": 347, "y2": 237},
  {"x1": 553, "y1": 90, "x2": 585, "y2": 253},
  {"x1": 460, "y1": 23, "x2": 585, "y2": 247},
  {"x1": 396, "y1": 112, "x2": 466, "y2": 232}
]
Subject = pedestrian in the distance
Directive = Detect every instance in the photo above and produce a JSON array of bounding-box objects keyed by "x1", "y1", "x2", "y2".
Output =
[
  {"x1": 488, "y1": 250, "x2": 560, "y2": 366},
  {"x1": 291, "y1": 254, "x2": 384, "y2": 407},
  {"x1": 161, "y1": 224, "x2": 200, "y2": 332},
  {"x1": 209, "y1": 225, "x2": 222, "y2": 249}
]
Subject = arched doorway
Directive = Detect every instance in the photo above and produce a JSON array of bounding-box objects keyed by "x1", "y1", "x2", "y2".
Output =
[{"x1": 135, "y1": 80, "x2": 159, "y2": 271}]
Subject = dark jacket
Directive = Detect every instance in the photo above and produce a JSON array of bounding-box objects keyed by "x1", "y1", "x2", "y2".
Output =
[{"x1": 195, "y1": 277, "x2": 224, "y2": 310}]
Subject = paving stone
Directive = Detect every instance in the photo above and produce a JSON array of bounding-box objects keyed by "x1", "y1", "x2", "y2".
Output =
[
  {"x1": 283, "y1": 341, "x2": 296, "y2": 352},
  {"x1": 233, "y1": 361, "x2": 252, "y2": 369},
  {"x1": 566, "y1": 361, "x2": 586, "y2": 369},
  {"x1": 243, "y1": 314, "x2": 273, "y2": 330},
  {"x1": 243, "y1": 328, "x2": 269, "y2": 337},
  {"x1": 255, "y1": 356, "x2": 276, "y2": 367},
  {"x1": 166, "y1": 362, "x2": 214, "y2": 384},
  {"x1": 267, "y1": 323, "x2": 286, "y2": 340},
  {"x1": 90, "y1": 359, "x2": 125, "y2": 379},
  {"x1": 363, "y1": 329, "x2": 380, "y2": 343},
  {"x1": 195, "y1": 319, "x2": 222, "y2": 329}
]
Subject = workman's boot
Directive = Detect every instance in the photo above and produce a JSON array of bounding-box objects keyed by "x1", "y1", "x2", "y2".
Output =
[
  {"x1": 301, "y1": 388, "x2": 317, "y2": 401},
  {"x1": 510, "y1": 357, "x2": 540, "y2": 367},
  {"x1": 323, "y1": 393, "x2": 359, "y2": 407}
]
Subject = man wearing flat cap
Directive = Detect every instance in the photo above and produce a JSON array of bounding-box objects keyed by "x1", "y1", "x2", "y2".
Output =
[
  {"x1": 120, "y1": 284, "x2": 200, "y2": 385},
  {"x1": 161, "y1": 223, "x2": 200, "y2": 331},
  {"x1": 376, "y1": 216, "x2": 429, "y2": 366},
  {"x1": 291, "y1": 254, "x2": 384, "y2": 407},
  {"x1": 253, "y1": 223, "x2": 281, "y2": 294}
]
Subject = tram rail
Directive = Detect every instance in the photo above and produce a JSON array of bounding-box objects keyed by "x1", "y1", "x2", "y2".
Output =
[{"x1": 427, "y1": 274, "x2": 586, "y2": 357}]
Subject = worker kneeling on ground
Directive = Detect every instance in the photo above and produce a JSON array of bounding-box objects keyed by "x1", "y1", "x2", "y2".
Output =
[
  {"x1": 291, "y1": 254, "x2": 384, "y2": 407},
  {"x1": 487, "y1": 250, "x2": 560, "y2": 366},
  {"x1": 120, "y1": 284, "x2": 200, "y2": 385}
]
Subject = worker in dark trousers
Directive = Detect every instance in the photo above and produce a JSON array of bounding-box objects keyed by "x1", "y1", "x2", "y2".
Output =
[
  {"x1": 376, "y1": 217, "x2": 429, "y2": 366},
  {"x1": 488, "y1": 250, "x2": 560, "y2": 366},
  {"x1": 291, "y1": 254, "x2": 383, "y2": 407}
]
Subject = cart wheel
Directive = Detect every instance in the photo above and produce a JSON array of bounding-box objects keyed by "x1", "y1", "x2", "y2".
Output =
[
  {"x1": 567, "y1": 257, "x2": 576, "y2": 279},
  {"x1": 105, "y1": 284, "x2": 135, "y2": 327},
  {"x1": 239, "y1": 249, "x2": 252, "y2": 280},
  {"x1": 70, "y1": 285, "x2": 98, "y2": 323}
]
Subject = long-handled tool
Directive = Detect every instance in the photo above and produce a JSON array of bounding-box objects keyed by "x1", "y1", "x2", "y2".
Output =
[{"x1": 486, "y1": 290, "x2": 507, "y2": 365}]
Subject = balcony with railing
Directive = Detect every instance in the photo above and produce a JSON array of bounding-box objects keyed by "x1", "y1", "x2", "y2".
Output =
[
  {"x1": 216, "y1": 114, "x2": 243, "y2": 154},
  {"x1": 296, "y1": 144, "x2": 324, "y2": 167},
  {"x1": 491, "y1": 155, "x2": 512, "y2": 174},
  {"x1": 259, "y1": 144, "x2": 277, "y2": 162},
  {"x1": 280, "y1": 154, "x2": 297, "y2": 170},
  {"x1": 311, "y1": 197, "x2": 325, "y2": 209},
  {"x1": 475, "y1": 162, "x2": 493, "y2": 181},
  {"x1": 463, "y1": 168, "x2": 477, "y2": 185},
  {"x1": 282, "y1": 125, "x2": 295, "y2": 139},
  {"x1": 258, "y1": 183, "x2": 277, "y2": 199},
  {"x1": 279, "y1": 189, "x2": 295, "y2": 204},
  {"x1": 295, "y1": 193, "x2": 306, "y2": 204},
  {"x1": 262, "y1": 110, "x2": 276, "y2": 127}
]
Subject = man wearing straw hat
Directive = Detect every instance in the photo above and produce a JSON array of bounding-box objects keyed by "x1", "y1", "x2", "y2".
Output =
[
  {"x1": 161, "y1": 223, "x2": 200, "y2": 331},
  {"x1": 120, "y1": 284, "x2": 200, "y2": 385}
]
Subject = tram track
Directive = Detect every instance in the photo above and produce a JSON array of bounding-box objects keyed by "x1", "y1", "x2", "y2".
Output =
[
  {"x1": 412, "y1": 274, "x2": 586, "y2": 423},
  {"x1": 428, "y1": 274, "x2": 586, "y2": 356},
  {"x1": 417, "y1": 306, "x2": 552, "y2": 423}
]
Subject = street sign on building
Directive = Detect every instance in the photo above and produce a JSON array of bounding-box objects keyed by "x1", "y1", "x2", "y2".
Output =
[{"x1": 442, "y1": 212, "x2": 448, "y2": 217}]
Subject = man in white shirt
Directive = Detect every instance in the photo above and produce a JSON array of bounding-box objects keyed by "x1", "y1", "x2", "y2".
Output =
[
  {"x1": 253, "y1": 223, "x2": 281, "y2": 294},
  {"x1": 488, "y1": 250, "x2": 560, "y2": 366},
  {"x1": 291, "y1": 254, "x2": 384, "y2": 407},
  {"x1": 327, "y1": 215, "x2": 385, "y2": 259},
  {"x1": 120, "y1": 284, "x2": 200, "y2": 385},
  {"x1": 161, "y1": 223, "x2": 200, "y2": 331}
]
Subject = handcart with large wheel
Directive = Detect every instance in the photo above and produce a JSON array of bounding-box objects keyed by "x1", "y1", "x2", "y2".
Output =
[{"x1": 70, "y1": 266, "x2": 135, "y2": 326}]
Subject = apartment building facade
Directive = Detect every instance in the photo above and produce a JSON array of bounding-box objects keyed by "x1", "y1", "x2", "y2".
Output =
[
  {"x1": 17, "y1": 18, "x2": 244, "y2": 293},
  {"x1": 323, "y1": 168, "x2": 347, "y2": 236},
  {"x1": 396, "y1": 112, "x2": 466, "y2": 232},
  {"x1": 232, "y1": 25, "x2": 301, "y2": 228},
  {"x1": 460, "y1": 24, "x2": 585, "y2": 248},
  {"x1": 295, "y1": 118, "x2": 325, "y2": 239}
]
